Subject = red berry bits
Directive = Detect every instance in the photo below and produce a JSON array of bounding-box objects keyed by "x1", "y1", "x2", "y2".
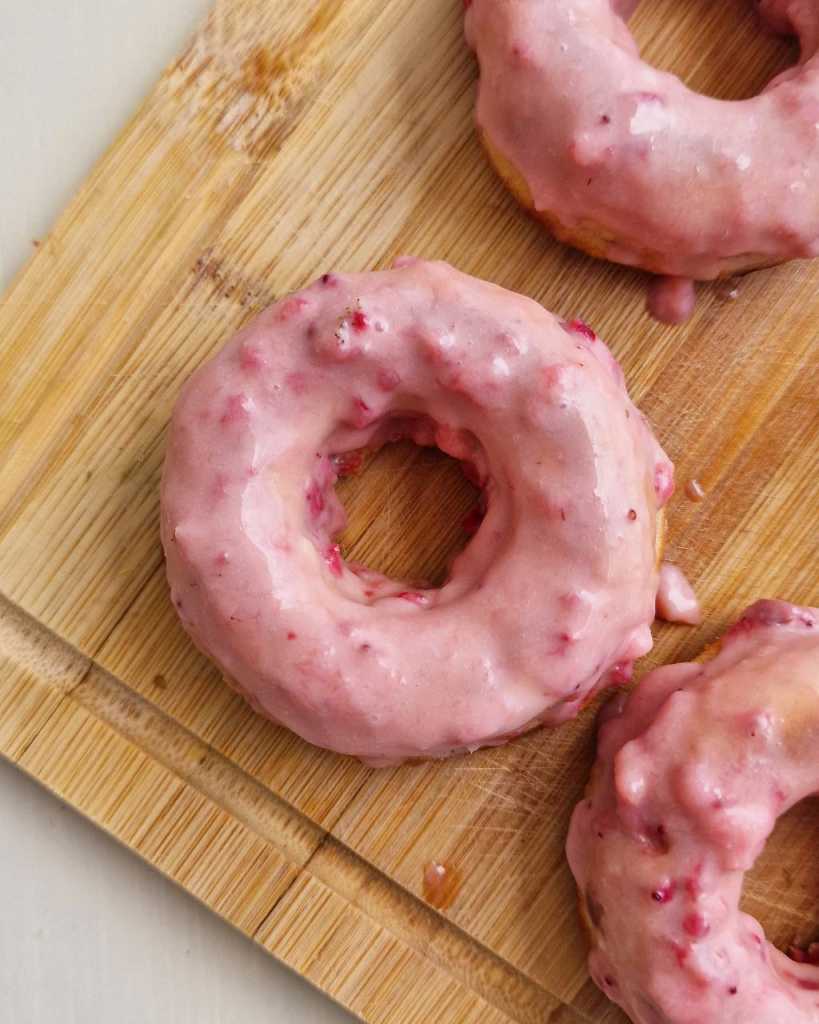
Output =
[
  {"x1": 324, "y1": 544, "x2": 343, "y2": 576},
  {"x1": 351, "y1": 396, "x2": 373, "y2": 428},
  {"x1": 563, "y1": 318, "x2": 597, "y2": 342},
  {"x1": 351, "y1": 309, "x2": 369, "y2": 331},
  {"x1": 683, "y1": 913, "x2": 710, "y2": 939},
  {"x1": 239, "y1": 345, "x2": 264, "y2": 372},
  {"x1": 220, "y1": 393, "x2": 250, "y2": 426},
  {"x1": 306, "y1": 482, "x2": 325, "y2": 517},
  {"x1": 286, "y1": 371, "x2": 308, "y2": 394}
]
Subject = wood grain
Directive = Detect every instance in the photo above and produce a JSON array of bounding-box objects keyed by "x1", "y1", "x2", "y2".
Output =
[{"x1": 0, "y1": 1, "x2": 817, "y2": 1021}]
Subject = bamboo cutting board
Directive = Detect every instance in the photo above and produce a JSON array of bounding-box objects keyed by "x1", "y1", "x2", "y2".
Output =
[{"x1": 1, "y1": 1, "x2": 818, "y2": 1021}]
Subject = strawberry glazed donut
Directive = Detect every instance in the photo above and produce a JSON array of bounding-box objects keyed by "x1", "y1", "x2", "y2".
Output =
[
  {"x1": 568, "y1": 600, "x2": 819, "y2": 1024},
  {"x1": 161, "y1": 258, "x2": 672, "y2": 765},
  {"x1": 465, "y1": 0, "x2": 819, "y2": 322}
]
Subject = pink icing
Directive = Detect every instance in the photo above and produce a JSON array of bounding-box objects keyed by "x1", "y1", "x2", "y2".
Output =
[
  {"x1": 656, "y1": 562, "x2": 701, "y2": 625},
  {"x1": 161, "y1": 258, "x2": 671, "y2": 764},
  {"x1": 568, "y1": 600, "x2": 819, "y2": 1024},
  {"x1": 465, "y1": 0, "x2": 819, "y2": 281},
  {"x1": 646, "y1": 277, "x2": 697, "y2": 326}
]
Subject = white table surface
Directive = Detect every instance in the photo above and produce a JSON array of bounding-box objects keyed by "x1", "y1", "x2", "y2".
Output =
[{"x1": 0, "y1": 3, "x2": 355, "y2": 1021}]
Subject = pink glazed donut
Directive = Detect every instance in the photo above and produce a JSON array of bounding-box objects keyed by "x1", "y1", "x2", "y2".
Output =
[
  {"x1": 465, "y1": 0, "x2": 819, "y2": 322},
  {"x1": 568, "y1": 600, "x2": 819, "y2": 1024},
  {"x1": 161, "y1": 258, "x2": 671, "y2": 765}
]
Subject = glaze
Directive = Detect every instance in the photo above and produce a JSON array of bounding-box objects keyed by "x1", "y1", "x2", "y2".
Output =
[
  {"x1": 466, "y1": 0, "x2": 819, "y2": 318},
  {"x1": 684, "y1": 478, "x2": 706, "y2": 502},
  {"x1": 422, "y1": 861, "x2": 461, "y2": 910},
  {"x1": 655, "y1": 563, "x2": 701, "y2": 625},
  {"x1": 161, "y1": 259, "x2": 671, "y2": 764},
  {"x1": 646, "y1": 278, "x2": 697, "y2": 327},
  {"x1": 568, "y1": 600, "x2": 819, "y2": 1023}
]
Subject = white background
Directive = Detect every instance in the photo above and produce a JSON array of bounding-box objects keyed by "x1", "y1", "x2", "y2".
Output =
[{"x1": 0, "y1": 3, "x2": 354, "y2": 1021}]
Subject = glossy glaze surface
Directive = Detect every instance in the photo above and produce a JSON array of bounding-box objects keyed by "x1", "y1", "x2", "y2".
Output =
[
  {"x1": 569, "y1": 600, "x2": 819, "y2": 1023},
  {"x1": 161, "y1": 259, "x2": 671, "y2": 763},
  {"x1": 467, "y1": 0, "x2": 819, "y2": 283}
]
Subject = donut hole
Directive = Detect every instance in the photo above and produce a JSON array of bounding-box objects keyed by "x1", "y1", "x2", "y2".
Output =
[
  {"x1": 629, "y1": 0, "x2": 798, "y2": 101},
  {"x1": 741, "y1": 795, "x2": 819, "y2": 956},
  {"x1": 333, "y1": 436, "x2": 482, "y2": 588}
]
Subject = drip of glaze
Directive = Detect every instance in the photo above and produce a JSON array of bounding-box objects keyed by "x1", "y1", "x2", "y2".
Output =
[
  {"x1": 646, "y1": 276, "x2": 696, "y2": 325},
  {"x1": 685, "y1": 478, "x2": 706, "y2": 502},
  {"x1": 789, "y1": 943, "x2": 819, "y2": 965},
  {"x1": 656, "y1": 562, "x2": 701, "y2": 625},
  {"x1": 422, "y1": 861, "x2": 462, "y2": 910},
  {"x1": 715, "y1": 278, "x2": 740, "y2": 302}
]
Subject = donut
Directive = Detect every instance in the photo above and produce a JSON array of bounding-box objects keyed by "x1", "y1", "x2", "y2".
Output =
[
  {"x1": 465, "y1": 0, "x2": 819, "y2": 321},
  {"x1": 567, "y1": 599, "x2": 819, "y2": 1024},
  {"x1": 160, "y1": 258, "x2": 672, "y2": 765}
]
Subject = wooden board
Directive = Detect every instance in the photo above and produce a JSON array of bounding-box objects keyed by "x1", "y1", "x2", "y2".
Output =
[{"x1": 1, "y1": 1, "x2": 817, "y2": 1021}]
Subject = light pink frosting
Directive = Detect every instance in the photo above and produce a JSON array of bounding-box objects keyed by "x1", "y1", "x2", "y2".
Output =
[
  {"x1": 466, "y1": 0, "x2": 819, "y2": 280},
  {"x1": 656, "y1": 563, "x2": 701, "y2": 625},
  {"x1": 645, "y1": 278, "x2": 697, "y2": 327},
  {"x1": 160, "y1": 258, "x2": 671, "y2": 764},
  {"x1": 568, "y1": 600, "x2": 819, "y2": 1024}
]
